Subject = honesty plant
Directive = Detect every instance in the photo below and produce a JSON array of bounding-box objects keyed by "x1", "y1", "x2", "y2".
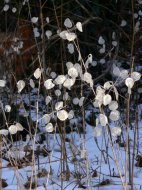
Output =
[{"x1": 0, "y1": 16, "x2": 141, "y2": 143}]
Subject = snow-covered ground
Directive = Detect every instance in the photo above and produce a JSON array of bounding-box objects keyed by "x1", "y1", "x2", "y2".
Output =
[{"x1": 1, "y1": 120, "x2": 142, "y2": 190}]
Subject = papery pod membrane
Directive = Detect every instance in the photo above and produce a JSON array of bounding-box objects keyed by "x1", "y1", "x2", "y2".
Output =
[
  {"x1": 57, "y1": 110, "x2": 68, "y2": 121},
  {"x1": 112, "y1": 41, "x2": 117, "y2": 47},
  {"x1": 96, "y1": 86, "x2": 105, "y2": 94},
  {"x1": 55, "y1": 75, "x2": 66, "y2": 85},
  {"x1": 55, "y1": 101, "x2": 63, "y2": 111},
  {"x1": 91, "y1": 61, "x2": 97, "y2": 67},
  {"x1": 73, "y1": 97, "x2": 79, "y2": 105},
  {"x1": 34, "y1": 68, "x2": 41, "y2": 79},
  {"x1": 103, "y1": 94, "x2": 112, "y2": 106},
  {"x1": 78, "y1": 52, "x2": 81, "y2": 61},
  {"x1": 96, "y1": 118, "x2": 99, "y2": 126},
  {"x1": 63, "y1": 92, "x2": 69, "y2": 100},
  {"x1": 9, "y1": 125, "x2": 17, "y2": 134},
  {"x1": 3, "y1": 4, "x2": 9, "y2": 12},
  {"x1": 76, "y1": 22, "x2": 83, "y2": 32},
  {"x1": 100, "y1": 59, "x2": 105, "y2": 64},
  {"x1": 31, "y1": 17, "x2": 38, "y2": 23},
  {"x1": 67, "y1": 43, "x2": 74, "y2": 54},
  {"x1": 104, "y1": 81, "x2": 112, "y2": 90},
  {"x1": 138, "y1": 87, "x2": 142, "y2": 93},
  {"x1": 46, "y1": 17, "x2": 49, "y2": 23},
  {"x1": 68, "y1": 67, "x2": 78, "y2": 78},
  {"x1": 120, "y1": 20, "x2": 127, "y2": 27},
  {"x1": 83, "y1": 72, "x2": 92, "y2": 83},
  {"x1": 112, "y1": 32, "x2": 116, "y2": 40},
  {"x1": 64, "y1": 18, "x2": 72, "y2": 28},
  {"x1": 15, "y1": 123, "x2": 24, "y2": 131},
  {"x1": 68, "y1": 110, "x2": 74, "y2": 119},
  {"x1": 44, "y1": 79, "x2": 55, "y2": 89},
  {"x1": 0, "y1": 80, "x2": 6, "y2": 87},
  {"x1": 50, "y1": 72, "x2": 57, "y2": 79},
  {"x1": 131, "y1": 72, "x2": 141, "y2": 81},
  {"x1": 95, "y1": 86, "x2": 105, "y2": 106},
  {"x1": 55, "y1": 89, "x2": 61, "y2": 96},
  {"x1": 94, "y1": 126, "x2": 102, "y2": 137},
  {"x1": 108, "y1": 101, "x2": 118, "y2": 111},
  {"x1": 85, "y1": 54, "x2": 93, "y2": 69},
  {"x1": 17, "y1": 80, "x2": 25, "y2": 93},
  {"x1": 45, "y1": 96, "x2": 52, "y2": 105},
  {"x1": 79, "y1": 97, "x2": 85, "y2": 107},
  {"x1": 99, "y1": 47, "x2": 105, "y2": 54},
  {"x1": 113, "y1": 86, "x2": 119, "y2": 101},
  {"x1": 59, "y1": 30, "x2": 68, "y2": 40},
  {"x1": 0, "y1": 129, "x2": 9, "y2": 136},
  {"x1": 43, "y1": 114, "x2": 51, "y2": 124},
  {"x1": 93, "y1": 101, "x2": 99, "y2": 108},
  {"x1": 45, "y1": 123, "x2": 54, "y2": 133},
  {"x1": 111, "y1": 127, "x2": 121, "y2": 137},
  {"x1": 109, "y1": 110, "x2": 120, "y2": 121},
  {"x1": 66, "y1": 62, "x2": 73, "y2": 69},
  {"x1": 113, "y1": 66, "x2": 120, "y2": 76},
  {"x1": 74, "y1": 63, "x2": 82, "y2": 74},
  {"x1": 99, "y1": 114, "x2": 108, "y2": 126},
  {"x1": 63, "y1": 78, "x2": 75, "y2": 89},
  {"x1": 33, "y1": 28, "x2": 40, "y2": 38},
  {"x1": 5, "y1": 105, "x2": 11, "y2": 112},
  {"x1": 120, "y1": 70, "x2": 129, "y2": 79},
  {"x1": 65, "y1": 32, "x2": 77, "y2": 41},
  {"x1": 125, "y1": 77, "x2": 134, "y2": 89},
  {"x1": 98, "y1": 36, "x2": 105, "y2": 45},
  {"x1": 45, "y1": 30, "x2": 52, "y2": 39},
  {"x1": 30, "y1": 79, "x2": 35, "y2": 88}
]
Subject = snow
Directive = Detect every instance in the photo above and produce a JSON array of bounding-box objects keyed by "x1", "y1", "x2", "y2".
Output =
[
  {"x1": 1, "y1": 86, "x2": 142, "y2": 189},
  {"x1": 1, "y1": 120, "x2": 142, "y2": 189}
]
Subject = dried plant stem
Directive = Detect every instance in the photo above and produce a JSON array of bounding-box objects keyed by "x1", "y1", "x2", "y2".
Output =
[
  {"x1": 131, "y1": 110, "x2": 138, "y2": 190},
  {"x1": 40, "y1": 0, "x2": 46, "y2": 77},
  {"x1": 106, "y1": 125, "x2": 126, "y2": 190},
  {"x1": 0, "y1": 135, "x2": 2, "y2": 189},
  {"x1": 125, "y1": 93, "x2": 131, "y2": 189},
  {"x1": 30, "y1": 54, "x2": 42, "y2": 190}
]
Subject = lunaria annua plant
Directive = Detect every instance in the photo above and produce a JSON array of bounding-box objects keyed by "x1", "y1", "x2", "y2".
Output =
[{"x1": 0, "y1": 18, "x2": 141, "y2": 144}]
